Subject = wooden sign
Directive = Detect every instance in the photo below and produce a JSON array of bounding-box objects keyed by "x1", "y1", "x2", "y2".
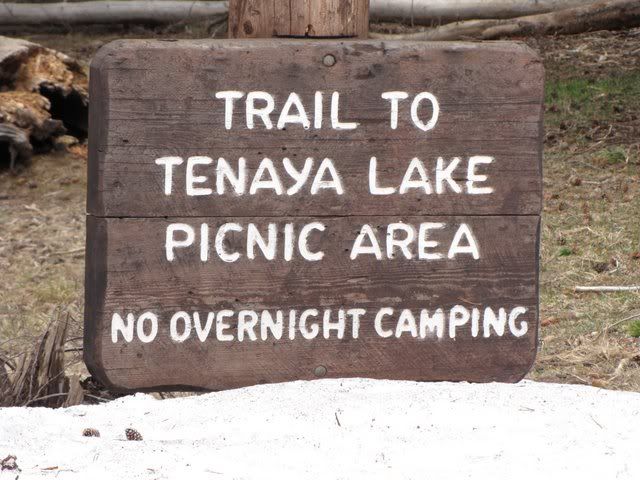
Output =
[{"x1": 85, "y1": 39, "x2": 543, "y2": 392}]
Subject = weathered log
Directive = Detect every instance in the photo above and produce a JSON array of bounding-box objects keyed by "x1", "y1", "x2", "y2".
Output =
[
  {"x1": 370, "y1": 0, "x2": 596, "y2": 24},
  {"x1": 0, "y1": 1, "x2": 598, "y2": 28},
  {"x1": 0, "y1": 1, "x2": 228, "y2": 26},
  {"x1": 371, "y1": 0, "x2": 640, "y2": 40},
  {"x1": 0, "y1": 92, "x2": 62, "y2": 141},
  {"x1": 0, "y1": 36, "x2": 87, "y2": 166},
  {"x1": 0, "y1": 36, "x2": 34, "y2": 85},
  {"x1": 0, "y1": 91, "x2": 65, "y2": 167},
  {"x1": 0, "y1": 36, "x2": 88, "y2": 133}
]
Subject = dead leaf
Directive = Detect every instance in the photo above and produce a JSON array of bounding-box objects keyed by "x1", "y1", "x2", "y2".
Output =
[{"x1": 542, "y1": 317, "x2": 561, "y2": 327}]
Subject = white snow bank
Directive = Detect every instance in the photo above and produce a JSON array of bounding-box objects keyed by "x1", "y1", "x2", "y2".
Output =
[{"x1": 1, "y1": 379, "x2": 639, "y2": 479}]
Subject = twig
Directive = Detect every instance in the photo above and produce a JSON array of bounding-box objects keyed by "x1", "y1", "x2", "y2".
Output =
[
  {"x1": 0, "y1": 352, "x2": 16, "y2": 370},
  {"x1": 23, "y1": 392, "x2": 69, "y2": 406},
  {"x1": 51, "y1": 247, "x2": 84, "y2": 256},
  {"x1": 575, "y1": 285, "x2": 640, "y2": 292},
  {"x1": 589, "y1": 414, "x2": 603, "y2": 429},
  {"x1": 23, "y1": 391, "x2": 108, "y2": 406},
  {"x1": 597, "y1": 311, "x2": 640, "y2": 338},
  {"x1": 84, "y1": 394, "x2": 110, "y2": 403},
  {"x1": 612, "y1": 357, "x2": 630, "y2": 377},
  {"x1": 207, "y1": 12, "x2": 228, "y2": 37},
  {"x1": 569, "y1": 373, "x2": 590, "y2": 385}
]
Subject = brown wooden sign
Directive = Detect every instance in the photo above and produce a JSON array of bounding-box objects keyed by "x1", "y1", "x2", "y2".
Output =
[{"x1": 85, "y1": 39, "x2": 543, "y2": 392}]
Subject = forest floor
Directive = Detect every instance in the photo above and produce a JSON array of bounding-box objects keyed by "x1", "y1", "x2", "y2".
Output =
[{"x1": 1, "y1": 24, "x2": 639, "y2": 392}]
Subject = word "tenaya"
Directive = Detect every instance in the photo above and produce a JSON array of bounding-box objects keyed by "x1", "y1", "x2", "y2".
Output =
[{"x1": 154, "y1": 156, "x2": 494, "y2": 196}]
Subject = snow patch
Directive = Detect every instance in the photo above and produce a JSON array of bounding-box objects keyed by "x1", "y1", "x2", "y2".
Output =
[{"x1": 1, "y1": 379, "x2": 639, "y2": 479}]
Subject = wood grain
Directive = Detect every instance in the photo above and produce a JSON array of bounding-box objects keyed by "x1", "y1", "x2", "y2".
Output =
[
  {"x1": 87, "y1": 39, "x2": 544, "y2": 218},
  {"x1": 85, "y1": 39, "x2": 544, "y2": 392},
  {"x1": 85, "y1": 215, "x2": 540, "y2": 391},
  {"x1": 229, "y1": 0, "x2": 370, "y2": 38}
]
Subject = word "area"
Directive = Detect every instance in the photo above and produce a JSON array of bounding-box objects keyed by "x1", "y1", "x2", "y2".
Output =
[{"x1": 166, "y1": 222, "x2": 480, "y2": 262}]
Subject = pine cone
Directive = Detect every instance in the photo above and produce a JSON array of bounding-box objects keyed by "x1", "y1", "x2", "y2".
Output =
[
  {"x1": 82, "y1": 428, "x2": 100, "y2": 438},
  {"x1": 125, "y1": 428, "x2": 143, "y2": 441},
  {"x1": 1, "y1": 455, "x2": 19, "y2": 471}
]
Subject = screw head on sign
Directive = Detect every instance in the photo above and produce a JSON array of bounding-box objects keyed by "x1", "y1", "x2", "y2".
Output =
[
  {"x1": 314, "y1": 365, "x2": 327, "y2": 377},
  {"x1": 323, "y1": 54, "x2": 336, "y2": 67}
]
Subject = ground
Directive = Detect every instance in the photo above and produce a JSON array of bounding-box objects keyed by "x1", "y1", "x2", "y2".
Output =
[
  {"x1": 0, "y1": 25, "x2": 639, "y2": 392},
  {"x1": 1, "y1": 379, "x2": 640, "y2": 479}
]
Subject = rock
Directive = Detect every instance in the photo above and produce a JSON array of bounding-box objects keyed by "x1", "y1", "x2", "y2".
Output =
[{"x1": 54, "y1": 134, "x2": 79, "y2": 151}]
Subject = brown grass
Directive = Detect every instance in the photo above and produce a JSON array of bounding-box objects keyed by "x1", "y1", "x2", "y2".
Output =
[
  {"x1": 0, "y1": 149, "x2": 85, "y2": 339},
  {"x1": 529, "y1": 29, "x2": 640, "y2": 390},
  {"x1": 0, "y1": 315, "x2": 80, "y2": 407}
]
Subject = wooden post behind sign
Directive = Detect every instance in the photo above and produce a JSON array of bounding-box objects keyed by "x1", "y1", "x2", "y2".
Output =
[{"x1": 228, "y1": 0, "x2": 369, "y2": 39}]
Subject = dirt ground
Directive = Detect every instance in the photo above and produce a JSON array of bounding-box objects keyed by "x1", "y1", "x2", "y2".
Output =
[{"x1": 1, "y1": 25, "x2": 639, "y2": 392}]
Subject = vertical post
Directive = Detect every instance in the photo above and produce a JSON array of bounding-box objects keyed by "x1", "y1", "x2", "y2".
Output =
[{"x1": 228, "y1": 0, "x2": 370, "y2": 39}]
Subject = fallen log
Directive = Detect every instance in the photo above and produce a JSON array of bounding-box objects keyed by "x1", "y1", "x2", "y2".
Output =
[
  {"x1": 371, "y1": 0, "x2": 640, "y2": 40},
  {"x1": 0, "y1": 1, "x2": 596, "y2": 27},
  {"x1": 0, "y1": 91, "x2": 65, "y2": 142},
  {"x1": 0, "y1": 36, "x2": 87, "y2": 167},
  {"x1": 0, "y1": 37, "x2": 87, "y2": 100},
  {"x1": 0, "y1": 90, "x2": 65, "y2": 169},
  {"x1": 370, "y1": 0, "x2": 596, "y2": 24},
  {"x1": 0, "y1": 1, "x2": 228, "y2": 26}
]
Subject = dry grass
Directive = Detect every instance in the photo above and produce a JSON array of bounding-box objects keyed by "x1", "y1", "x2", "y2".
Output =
[
  {"x1": 532, "y1": 143, "x2": 640, "y2": 389},
  {"x1": 0, "y1": 315, "x2": 81, "y2": 408},
  {"x1": 529, "y1": 30, "x2": 640, "y2": 390},
  {"x1": 1, "y1": 27, "x2": 639, "y2": 396},
  {"x1": 0, "y1": 148, "x2": 86, "y2": 362}
]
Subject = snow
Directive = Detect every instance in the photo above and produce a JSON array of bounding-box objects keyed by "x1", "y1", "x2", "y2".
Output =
[{"x1": 1, "y1": 379, "x2": 639, "y2": 479}]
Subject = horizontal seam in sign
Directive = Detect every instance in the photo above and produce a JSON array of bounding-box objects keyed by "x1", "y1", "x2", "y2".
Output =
[
  {"x1": 274, "y1": 35, "x2": 358, "y2": 39},
  {"x1": 85, "y1": 213, "x2": 543, "y2": 219}
]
